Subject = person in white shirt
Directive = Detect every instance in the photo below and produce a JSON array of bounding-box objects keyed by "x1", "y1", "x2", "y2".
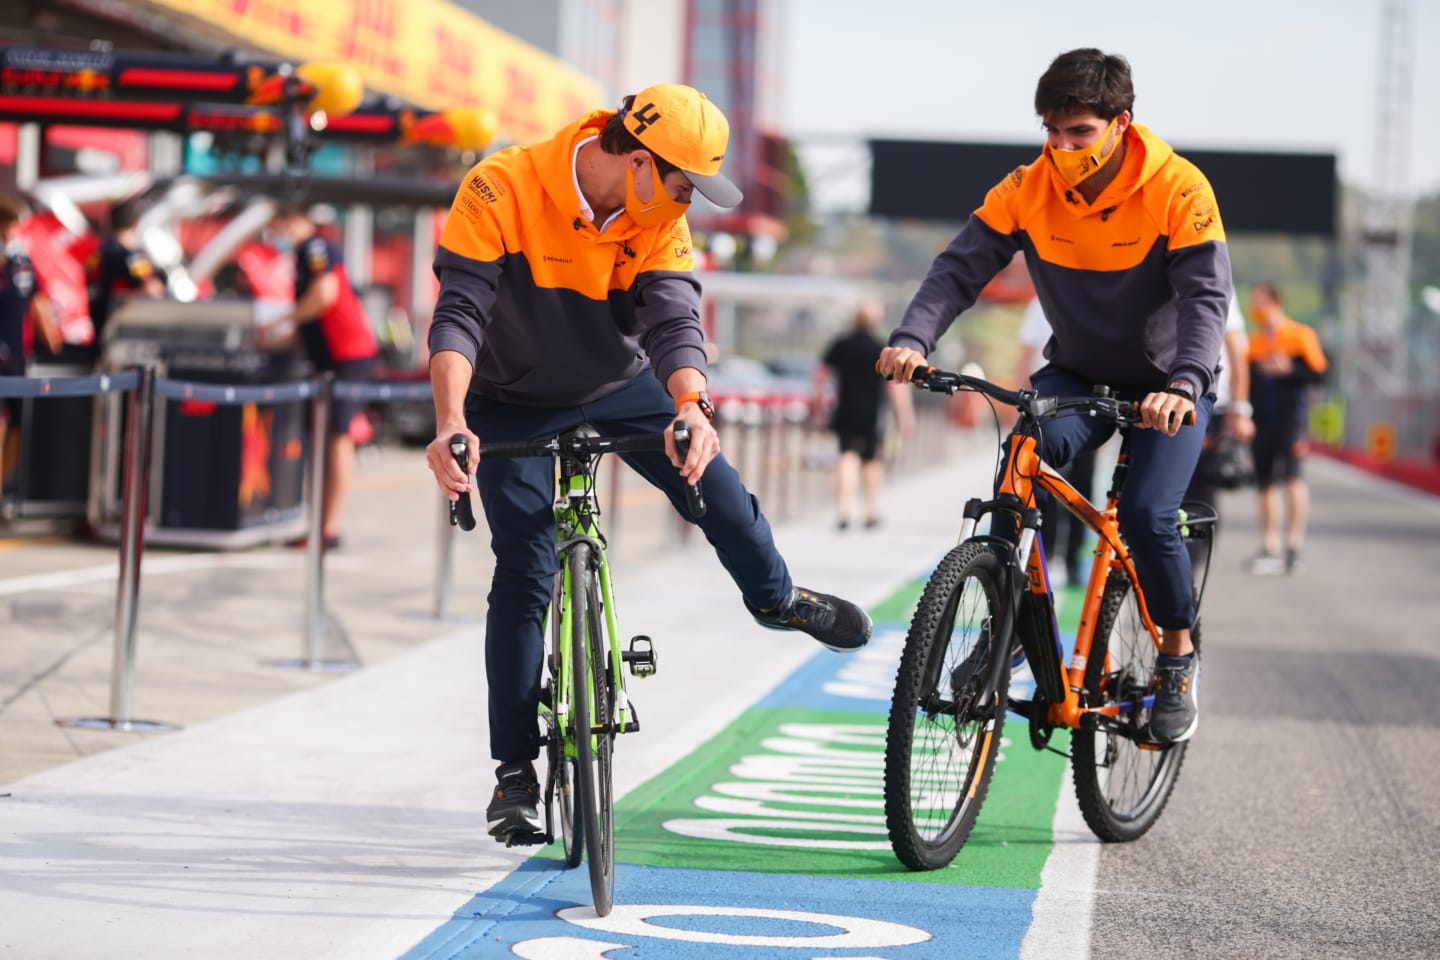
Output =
[
  {"x1": 1015, "y1": 297, "x2": 1097, "y2": 586},
  {"x1": 1183, "y1": 291, "x2": 1255, "y2": 539}
]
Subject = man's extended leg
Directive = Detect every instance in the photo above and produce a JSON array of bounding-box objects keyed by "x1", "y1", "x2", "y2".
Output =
[{"x1": 587, "y1": 376, "x2": 870, "y2": 652}]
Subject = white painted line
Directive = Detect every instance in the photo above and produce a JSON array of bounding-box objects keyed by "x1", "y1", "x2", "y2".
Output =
[
  {"x1": 0, "y1": 552, "x2": 351, "y2": 597},
  {"x1": 1019, "y1": 759, "x2": 1100, "y2": 960}
]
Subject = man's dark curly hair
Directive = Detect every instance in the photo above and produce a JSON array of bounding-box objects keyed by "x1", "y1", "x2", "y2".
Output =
[
  {"x1": 1034, "y1": 48, "x2": 1135, "y2": 122},
  {"x1": 599, "y1": 94, "x2": 681, "y2": 179}
]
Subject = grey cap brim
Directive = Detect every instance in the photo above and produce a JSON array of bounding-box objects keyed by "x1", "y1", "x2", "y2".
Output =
[{"x1": 686, "y1": 169, "x2": 743, "y2": 209}]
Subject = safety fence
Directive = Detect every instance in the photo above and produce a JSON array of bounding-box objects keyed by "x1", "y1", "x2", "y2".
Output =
[{"x1": 0, "y1": 368, "x2": 964, "y2": 733}]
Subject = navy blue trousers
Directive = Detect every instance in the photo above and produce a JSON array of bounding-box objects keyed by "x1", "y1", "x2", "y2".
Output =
[
  {"x1": 467, "y1": 374, "x2": 792, "y2": 762},
  {"x1": 1001, "y1": 365, "x2": 1213, "y2": 631}
]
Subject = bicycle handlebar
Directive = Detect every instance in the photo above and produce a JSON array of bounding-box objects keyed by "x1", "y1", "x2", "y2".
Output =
[
  {"x1": 450, "y1": 424, "x2": 707, "y2": 526},
  {"x1": 672, "y1": 421, "x2": 707, "y2": 520},
  {"x1": 901, "y1": 365, "x2": 1195, "y2": 427},
  {"x1": 449, "y1": 434, "x2": 478, "y2": 531}
]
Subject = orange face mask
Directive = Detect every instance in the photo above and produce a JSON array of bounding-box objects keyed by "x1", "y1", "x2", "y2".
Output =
[
  {"x1": 1048, "y1": 116, "x2": 1122, "y2": 188},
  {"x1": 625, "y1": 160, "x2": 689, "y2": 228}
]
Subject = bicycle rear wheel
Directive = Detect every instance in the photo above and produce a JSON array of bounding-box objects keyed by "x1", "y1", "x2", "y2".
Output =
[
  {"x1": 546, "y1": 575, "x2": 582, "y2": 868},
  {"x1": 1071, "y1": 569, "x2": 1192, "y2": 841},
  {"x1": 885, "y1": 541, "x2": 1010, "y2": 871},
  {"x1": 569, "y1": 543, "x2": 615, "y2": 916}
]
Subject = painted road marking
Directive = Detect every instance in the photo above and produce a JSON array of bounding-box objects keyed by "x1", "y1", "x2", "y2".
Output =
[
  {"x1": 401, "y1": 575, "x2": 1097, "y2": 959},
  {"x1": 0, "y1": 551, "x2": 357, "y2": 596}
]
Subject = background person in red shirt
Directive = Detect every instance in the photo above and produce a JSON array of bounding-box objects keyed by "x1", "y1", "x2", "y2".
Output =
[
  {"x1": 261, "y1": 203, "x2": 380, "y2": 549},
  {"x1": 1, "y1": 195, "x2": 60, "y2": 489}
]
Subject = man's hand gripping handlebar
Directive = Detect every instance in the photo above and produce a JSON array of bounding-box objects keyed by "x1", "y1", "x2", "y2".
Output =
[
  {"x1": 448, "y1": 434, "x2": 478, "y2": 531},
  {"x1": 672, "y1": 420, "x2": 707, "y2": 520}
]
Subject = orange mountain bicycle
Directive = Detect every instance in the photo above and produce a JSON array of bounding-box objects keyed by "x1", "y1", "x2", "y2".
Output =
[{"x1": 883, "y1": 365, "x2": 1214, "y2": 870}]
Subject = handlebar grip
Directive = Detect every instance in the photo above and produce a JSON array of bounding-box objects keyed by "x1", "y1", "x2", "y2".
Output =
[
  {"x1": 448, "y1": 433, "x2": 477, "y2": 532},
  {"x1": 672, "y1": 420, "x2": 707, "y2": 520},
  {"x1": 1124, "y1": 402, "x2": 1197, "y2": 426}
]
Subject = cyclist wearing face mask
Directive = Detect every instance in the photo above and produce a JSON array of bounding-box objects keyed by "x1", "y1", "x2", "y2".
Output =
[
  {"x1": 426, "y1": 84, "x2": 873, "y2": 843},
  {"x1": 879, "y1": 49, "x2": 1231, "y2": 744}
]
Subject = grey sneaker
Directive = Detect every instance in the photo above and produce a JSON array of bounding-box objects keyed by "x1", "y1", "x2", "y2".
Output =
[
  {"x1": 1149, "y1": 654, "x2": 1199, "y2": 743},
  {"x1": 1284, "y1": 548, "x2": 1304, "y2": 575},
  {"x1": 1247, "y1": 552, "x2": 1285, "y2": 576},
  {"x1": 747, "y1": 586, "x2": 872, "y2": 652},
  {"x1": 486, "y1": 762, "x2": 544, "y2": 844}
]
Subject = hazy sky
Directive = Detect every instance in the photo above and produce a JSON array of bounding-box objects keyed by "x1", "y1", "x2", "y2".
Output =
[{"x1": 779, "y1": 0, "x2": 1439, "y2": 210}]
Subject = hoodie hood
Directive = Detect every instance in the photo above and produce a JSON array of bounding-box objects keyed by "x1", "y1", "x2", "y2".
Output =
[
  {"x1": 1046, "y1": 121, "x2": 1175, "y2": 215},
  {"x1": 527, "y1": 109, "x2": 651, "y2": 243}
]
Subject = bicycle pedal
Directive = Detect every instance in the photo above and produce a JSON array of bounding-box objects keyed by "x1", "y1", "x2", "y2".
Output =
[
  {"x1": 498, "y1": 828, "x2": 548, "y2": 848},
  {"x1": 623, "y1": 635, "x2": 657, "y2": 677}
]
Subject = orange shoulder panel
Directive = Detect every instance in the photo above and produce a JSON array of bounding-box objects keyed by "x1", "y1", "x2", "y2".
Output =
[
  {"x1": 638, "y1": 217, "x2": 696, "y2": 274},
  {"x1": 1161, "y1": 161, "x2": 1227, "y2": 251},
  {"x1": 439, "y1": 162, "x2": 515, "y2": 263},
  {"x1": 1283, "y1": 320, "x2": 1329, "y2": 372},
  {"x1": 974, "y1": 164, "x2": 1031, "y2": 235}
]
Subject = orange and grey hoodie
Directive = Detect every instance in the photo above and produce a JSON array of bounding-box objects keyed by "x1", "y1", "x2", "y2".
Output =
[
  {"x1": 429, "y1": 111, "x2": 707, "y2": 406},
  {"x1": 891, "y1": 123, "x2": 1231, "y2": 398}
]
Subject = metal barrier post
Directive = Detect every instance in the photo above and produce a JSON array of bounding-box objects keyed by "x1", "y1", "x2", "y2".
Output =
[
  {"x1": 61, "y1": 365, "x2": 177, "y2": 733},
  {"x1": 271, "y1": 373, "x2": 358, "y2": 672},
  {"x1": 433, "y1": 495, "x2": 456, "y2": 618}
]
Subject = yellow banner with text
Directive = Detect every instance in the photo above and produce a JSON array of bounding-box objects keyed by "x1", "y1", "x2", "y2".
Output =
[{"x1": 142, "y1": 0, "x2": 603, "y2": 143}]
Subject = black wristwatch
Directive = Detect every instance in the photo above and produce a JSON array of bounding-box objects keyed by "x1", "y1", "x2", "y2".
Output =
[
  {"x1": 1164, "y1": 380, "x2": 1196, "y2": 401},
  {"x1": 675, "y1": 390, "x2": 716, "y2": 421}
]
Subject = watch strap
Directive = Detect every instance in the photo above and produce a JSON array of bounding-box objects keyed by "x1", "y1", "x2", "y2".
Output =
[{"x1": 675, "y1": 390, "x2": 715, "y2": 420}]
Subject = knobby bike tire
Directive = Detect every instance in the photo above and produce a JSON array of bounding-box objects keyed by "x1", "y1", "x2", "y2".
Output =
[
  {"x1": 884, "y1": 541, "x2": 1010, "y2": 871},
  {"x1": 569, "y1": 543, "x2": 616, "y2": 916},
  {"x1": 547, "y1": 572, "x2": 581, "y2": 869},
  {"x1": 1071, "y1": 569, "x2": 1194, "y2": 842}
]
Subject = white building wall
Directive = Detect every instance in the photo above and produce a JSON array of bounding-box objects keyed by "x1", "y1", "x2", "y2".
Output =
[{"x1": 619, "y1": 0, "x2": 687, "y2": 95}]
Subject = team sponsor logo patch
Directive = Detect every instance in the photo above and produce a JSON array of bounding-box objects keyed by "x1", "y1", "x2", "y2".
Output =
[{"x1": 466, "y1": 172, "x2": 505, "y2": 204}]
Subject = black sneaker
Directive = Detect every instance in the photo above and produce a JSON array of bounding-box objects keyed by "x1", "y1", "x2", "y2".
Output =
[
  {"x1": 746, "y1": 586, "x2": 872, "y2": 652},
  {"x1": 486, "y1": 762, "x2": 544, "y2": 844},
  {"x1": 1284, "y1": 548, "x2": 1303, "y2": 575},
  {"x1": 1149, "y1": 654, "x2": 1199, "y2": 743}
]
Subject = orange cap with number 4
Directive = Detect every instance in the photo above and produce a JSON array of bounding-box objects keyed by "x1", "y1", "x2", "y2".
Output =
[{"x1": 623, "y1": 84, "x2": 743, "y2": 209}]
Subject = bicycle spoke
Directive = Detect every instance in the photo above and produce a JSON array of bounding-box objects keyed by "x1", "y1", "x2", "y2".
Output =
[
  {"x1": 886, "y1": 542, "x2": 1008, "y2": 870},
  {"x1": 1072, "y1": 570, "x2": 1190, "y2": 841}
]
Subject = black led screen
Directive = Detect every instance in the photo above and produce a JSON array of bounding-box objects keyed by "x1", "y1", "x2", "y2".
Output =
[{"x1": 869, "y1": 139, "x2": 1336, "y2": 236}]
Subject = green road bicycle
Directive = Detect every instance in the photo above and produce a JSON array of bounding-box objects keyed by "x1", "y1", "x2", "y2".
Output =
[
  {"x1": 448, "y1": 422, "x2": 704, "y2": 917},
  {"x1": 883, "y1": 367, "x2": 1213, "y2": 870}
]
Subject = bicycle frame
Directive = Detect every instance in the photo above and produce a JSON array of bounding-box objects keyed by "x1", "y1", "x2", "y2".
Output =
[
  {"x1": 958, "y1": 430, "x2": 1171, "y2": 734},
  {"x1": 551, "y1": 460, "x2": 634, "y2": 756}
]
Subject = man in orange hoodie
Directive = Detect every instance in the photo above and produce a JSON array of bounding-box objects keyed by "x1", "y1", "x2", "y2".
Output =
[
  {"x1": 880, "y1": 49, "x2": 1231, "y2": 744},
  {"x1": 1245, "y1": 283, "x2": 1328, "y2": 575},
  {"x1": 424, "y1": 84, "x2": 872, "y2": 843}
]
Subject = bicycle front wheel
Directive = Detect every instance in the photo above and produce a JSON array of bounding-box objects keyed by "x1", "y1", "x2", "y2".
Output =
[
  {"x1": 1071, "y1": 569, "x2": 1191, "y2": 841},
  {"x1": 569, "y1": 543, "x2": 615, "y2": 916},
  {"x1": 885, "y1": 541, "x2": 1010, "y2": 871}
]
